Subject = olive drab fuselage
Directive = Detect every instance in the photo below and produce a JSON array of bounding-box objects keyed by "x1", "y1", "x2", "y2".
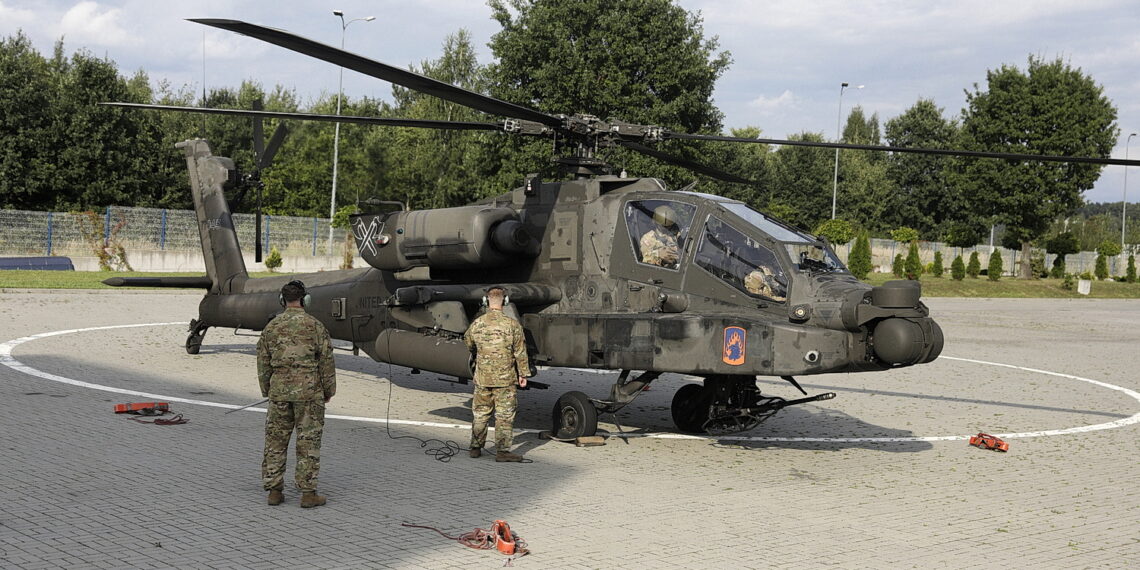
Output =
[
  {"x1": 115, "y1": 140, "x2": 943, "y2": 437},
  {"x1": 178, "y1": 139, "x2": 940, "y2": 381}
]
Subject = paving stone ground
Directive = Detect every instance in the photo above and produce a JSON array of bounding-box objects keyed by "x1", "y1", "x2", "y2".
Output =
[{"x1": 0, "y1": 290, "x2": 1137, "y2": 569}]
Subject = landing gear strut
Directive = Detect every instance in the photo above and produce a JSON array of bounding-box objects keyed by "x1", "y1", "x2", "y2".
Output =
[
  {"x1": 549, "y1": 370, "x2": 661, "y2": 439},
  {"x1": 671, "y1": 375, "x2": 836, "y2": 435},
  {"x1": 186, "y1": 319, "x2": 208, "y2": 355}
]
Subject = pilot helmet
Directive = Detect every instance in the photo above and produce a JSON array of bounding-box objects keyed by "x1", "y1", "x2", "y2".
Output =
[{"x1": 652, "y1": 205, "x2": 678, "y2": 229}]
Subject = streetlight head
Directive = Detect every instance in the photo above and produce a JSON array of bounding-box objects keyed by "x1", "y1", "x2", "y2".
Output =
[
  {"x1": 855, "y1": 84, "x2": 865, "y2": 89},
  {"x1": 364, "y1": 16, "x2": 376, "y2": 21},
  {"x1": 333, "y1": 10, "x2": 344, "y2": 16},
  {"x1": 841, "y1": 82, "x2": 849, "y2": 88}
]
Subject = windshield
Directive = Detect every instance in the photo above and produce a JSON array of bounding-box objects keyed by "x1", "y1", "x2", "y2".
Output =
[
  {"x1": 786, "y1": 243, "x2": 846, "y2": 273},
  {"x1": 696, "y1": 216, "x2": 788, "y2": 302},
  {"x1": 721, "y1": 202, "x2": 813, "y2": 244}
]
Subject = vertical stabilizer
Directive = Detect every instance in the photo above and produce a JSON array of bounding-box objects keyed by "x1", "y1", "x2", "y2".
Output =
[{"x1": 177, "y1": 139, "x2": 249, "y2": 294}]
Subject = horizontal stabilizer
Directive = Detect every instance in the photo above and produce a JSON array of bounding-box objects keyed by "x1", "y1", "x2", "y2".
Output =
[{"x1": 102, "y1": 276, "x2": 213, "y2": 289}]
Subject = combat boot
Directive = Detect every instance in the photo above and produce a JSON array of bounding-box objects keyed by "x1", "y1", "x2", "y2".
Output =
[
  {"x1": 300, "y1": 491, "x2": 327, "y2": 508},
  {"x1": 267, "y1": 489, "x2": 284, "y2": 506},
  {"x1": 469, "y1": 447, "x2": 482, "y2": 458},
  {"x1": 495, "y1": 451, "x2": 524, "y2": 462}
]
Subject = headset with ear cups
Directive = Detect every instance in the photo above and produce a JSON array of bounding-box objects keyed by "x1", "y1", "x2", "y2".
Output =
[
  {"x1": 279, "y1": 280, "x2": 312, "y2": 307},
  {"x1": 481, "y1": 287, "x2": 509, "y2": 307}
]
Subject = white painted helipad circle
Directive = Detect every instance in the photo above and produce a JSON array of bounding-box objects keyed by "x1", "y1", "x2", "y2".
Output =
[{"x1": 3, "y1": 323, "x2": 1139, "y2": 443}]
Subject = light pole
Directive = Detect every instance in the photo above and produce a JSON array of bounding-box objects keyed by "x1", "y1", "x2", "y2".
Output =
[
  {"x1": 1123, "y1": 132, "x2": 1137, "y2": 263},
  {"x1": 831, "y1": 82, "x2": 862, "y2": 219},
  {"x1": 329, "y1": 10, "x2": 375, "y2": 254}
]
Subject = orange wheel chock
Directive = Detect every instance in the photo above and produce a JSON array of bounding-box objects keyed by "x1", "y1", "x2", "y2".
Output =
[{"x1": 492, "y1": 520, "x2": 516, "y2": 555}]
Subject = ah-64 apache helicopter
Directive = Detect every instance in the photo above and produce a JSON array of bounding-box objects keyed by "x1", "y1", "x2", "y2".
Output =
[{"x1": 106, "y1": 19, "x2": 1136, "y2": 439}]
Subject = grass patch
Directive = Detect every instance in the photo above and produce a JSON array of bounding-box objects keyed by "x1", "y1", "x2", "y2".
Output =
[
  {"x1": 0, "y1": 270, "x2": 279, "y2": 289},
  {"x1": 864, "y1": 273, "x2": 1140, "y2": 298},
  {"x1": 2, "y1": 270, "x2": 1139, "y2": 298}
]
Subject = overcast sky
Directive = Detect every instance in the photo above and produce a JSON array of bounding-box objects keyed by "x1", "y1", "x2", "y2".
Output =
[{"x1": 3, "y1": 0, "x2": 1138, "y2": 204}]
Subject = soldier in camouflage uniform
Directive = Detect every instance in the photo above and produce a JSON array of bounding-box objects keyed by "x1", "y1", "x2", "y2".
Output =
[
  {"x1": 640, "y1": 205, "x2": 681, "y2": 268},
  {"x1": 256, "y1": 280, "x2": 336, "y2": 507},
  {"x1": 744, "y1": 266, "x2": 786, "y2": 301},
  {"x1": 463, "y1": 286, "x2": 531, "y2": 462}
]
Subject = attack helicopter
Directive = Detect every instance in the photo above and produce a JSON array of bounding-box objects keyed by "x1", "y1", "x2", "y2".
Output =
[{"x1": 105, "y1": 19, "x2": 1137, "y2": 439}]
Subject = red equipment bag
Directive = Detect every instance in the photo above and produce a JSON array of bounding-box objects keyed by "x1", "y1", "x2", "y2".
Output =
[
  {"x1": 113, "y1": 402, "x2": 170, "y2": 415},
  {"x1": 968, "y1": 432, "x2": 1009, "y2": 452}
]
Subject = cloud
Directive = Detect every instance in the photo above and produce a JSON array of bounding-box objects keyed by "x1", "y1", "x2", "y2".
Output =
[
  {"x1": 748, "y1": 90, "x2": 796, "y2": 115},
  {"x1": 0, "y1": 1, "x2": 36, "y2": 28},
  {"x1": 59, "y1": 1, "x2": 134, "y2": 47}
]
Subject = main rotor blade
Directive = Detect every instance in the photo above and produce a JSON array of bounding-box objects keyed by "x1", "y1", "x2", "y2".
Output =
[
  {"x1": 252, "y1": 99, "x2": 265, "y2": 163},
  {"x1": 191, "y1": 19, "x2": 564, "y2": 129},
  {"x1": 618, "y1": 141, "x2": 755, "y2": 185},
  {"x1": 260, "y1": 124, "x2": 289, "y2": 170},
  {"x1": 102, "y1": 102, "x2": 504, "y2": 131},
  {"x1": 667, "y1": 132, "x2": 1140, "y2": 168}
]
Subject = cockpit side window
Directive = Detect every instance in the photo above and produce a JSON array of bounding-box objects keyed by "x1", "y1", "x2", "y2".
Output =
[
  {"x1": 696, "y1": 216, "x2": 788, "y2": 302},
  {"x1": 624, "y1": 200, "x2": 696, "y2": 270}
]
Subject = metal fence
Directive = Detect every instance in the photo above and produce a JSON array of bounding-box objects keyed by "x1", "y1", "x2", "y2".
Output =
[
  {"x1": 0, "y1": 207, "x2": 344, "y2": 259},
  {"x1": 0, "y1": 206, "x2": 1129, "y2": 276}
]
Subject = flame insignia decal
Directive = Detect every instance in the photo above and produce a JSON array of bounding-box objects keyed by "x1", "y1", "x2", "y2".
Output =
[{"x1": 722, "y1": 326, "x2": 746, "y2": 366}]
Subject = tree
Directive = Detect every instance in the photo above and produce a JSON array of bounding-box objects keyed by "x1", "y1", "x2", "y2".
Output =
[
  {"x1": 386, "y1": 30, "x2": 501, "y2": 207},
  {"x1": 1128, "y1": 255, "x2": 1137, "y2": 283},
  {"x1": 967, "y1": 251, "x2": 981, "y2": 278},
  {"x1": 931, "y1": 250, "x2": 944, "y2": 278},
  {"x1": 813, "y1": 219, "x2": 855, "y2": 246},
  {"x1": 890, "y1": 227, "x2": 919, "y2": 243},
  {"x1": 1095, "y1": 240, "x2": 1122, "y2": 280},
  {"x1": 487, "y1": 0, "x2": 731, "y2": 187},
  {"x1": 892, "y1": 254, "x2": 905, "y2": 278},
  {"x1": 988, "y1": 250, "x2": 1003, "y2": 281},
  {"x1": 847, "y1": 232, "x2": 872, "y2": 279},
  {"x1": 904, "y1": 241, "x2": 923, "y2": 280},
  {"x1": 1045, "y1": 231, "x2": 1080, "y2": 278},
  {"x1": 842, "y1": 106, "x2": 881, "y2": 145},
  {"x1": 1094, "y1": 253, "x2": 1109, "y2": 280},
  {"x1": 883, "y1": 99, "x2": 962, "y2": 237},
  {"x1": 766, "y1": 132, "x2": 834, "y2": 229},
  {"x1": 264, "y1": 247, "x2": 283, "y2": 272},
  {"x1": 951, "y1": 255, "x2": 966, "y2": 281},
  {"x1": 959, "y1": 56, "x2": 1118, "y2": 279},
  {"x1": 836, "y1": 149, "x2": 897, "y2": 234},
  {"x1": 0, "y1": 32, "x2": 54, "y2": 210}
]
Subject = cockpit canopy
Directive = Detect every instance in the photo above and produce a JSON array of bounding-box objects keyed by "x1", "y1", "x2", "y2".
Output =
[{"x1": 622, "y1": 195, "x2": 846, "y2": 303}]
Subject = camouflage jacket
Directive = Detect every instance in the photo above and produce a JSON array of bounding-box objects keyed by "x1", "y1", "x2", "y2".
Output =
[
  {"x1": 256, "y1": 307, "x2": 336, "y2": 402},
  {"x1": 640, "y1": 227, "x2": 680, "y2": 267},
  {"x1": 463, "y1": 309, "x2": 529, "y2": 388}
]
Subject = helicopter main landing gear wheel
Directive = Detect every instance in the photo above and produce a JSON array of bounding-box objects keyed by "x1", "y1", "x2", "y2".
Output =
[
  {"x1": 551, "y1": 391, "x2": 598, "y2": 439},
  {"x1": 672, "y1": 375, "x2": 838, "y2": 435},
  {"x1": 671, "y1": 383, "x2": 713, "y2": 433}
]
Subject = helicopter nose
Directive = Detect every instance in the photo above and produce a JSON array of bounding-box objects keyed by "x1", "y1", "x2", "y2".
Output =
[{"x1": 872, "y1": 317, "x2": 944, "y2": 365}]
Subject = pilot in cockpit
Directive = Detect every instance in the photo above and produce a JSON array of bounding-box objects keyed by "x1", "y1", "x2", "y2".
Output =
[
  {"x1": 744, "y1": 265, "x2": 786, "y2": 301},
  {"x1": 640, "y1": 205, "x2": 681, "y2": 268}
]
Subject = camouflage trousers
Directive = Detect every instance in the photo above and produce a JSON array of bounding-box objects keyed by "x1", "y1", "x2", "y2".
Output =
[
  {"x1": 470, "y1": 385, "x2": 517, "y2": 452},
  {"x1": 262, "y1": 400, "x2": 325, "y2": 492}
]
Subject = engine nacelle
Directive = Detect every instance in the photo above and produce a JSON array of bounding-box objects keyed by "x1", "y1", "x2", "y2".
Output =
[{"x1": 350, "y1": 206, "x2": 539, "y2": 272}]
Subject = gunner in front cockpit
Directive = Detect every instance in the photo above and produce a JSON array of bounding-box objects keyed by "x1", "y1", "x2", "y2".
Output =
[{"x1": 744, "y1": 265, "x2": 786, "y2": 301}]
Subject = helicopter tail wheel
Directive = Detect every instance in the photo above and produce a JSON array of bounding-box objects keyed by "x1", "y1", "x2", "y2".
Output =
[
  {"x1": 185, "y1": 320, "x2": 207, "y2": 355},
  {"x1": 671, "y1": 383, "x2": 712, "y2": 433},
  {"x1": 551, "y1": 391, "x2": 598, "y2": 439}
]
